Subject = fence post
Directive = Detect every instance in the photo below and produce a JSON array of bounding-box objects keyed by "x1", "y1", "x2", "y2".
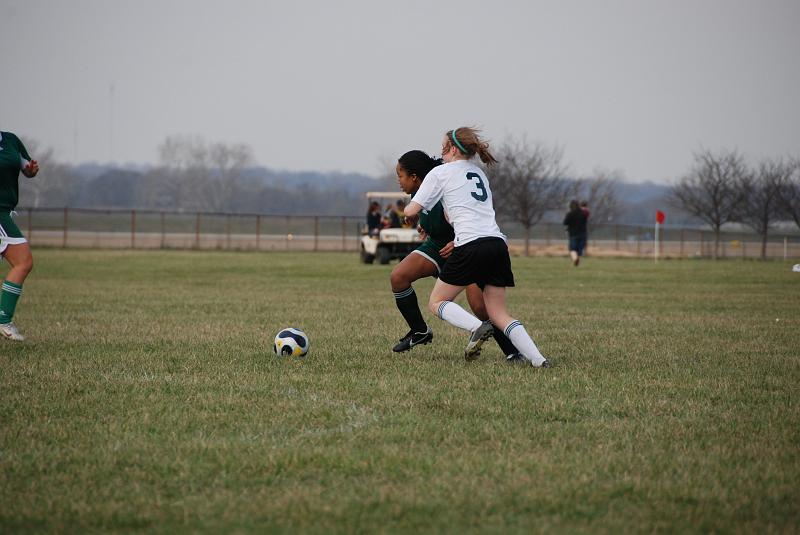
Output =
[
  {"x1": 256, "y1": 214, "x2": 261, "y2": 250},
  {"x1": 63, "y1": 207, "x2": 68, "y2": 248},
  {"x1": 226, "y1": 214, "x2": 231, "y2": 250},
  {"x1": 636, "y1": 226, "x2": 641, "y2": 256},
  {"x1": 314, "y1": 216, "x2": 319, "y2": 252},
  {"x1": 160, "y1": 212, "x2": 165, "y2": 249},
  {"x1": 131, "y1": 209, "x2": 136, "y2": 249},
  {"x1": 679, "y1": 229, "x2": 684, "y2": 257},
  {"x1": 341, "y1": 217, "x2": 347, "y2": 251},
  {"x1": 195, "y1": 213, "x2": 201, "y2": 249},
  {"x1": 699, "y1": 231, "x2": 704, "y2": 258}
]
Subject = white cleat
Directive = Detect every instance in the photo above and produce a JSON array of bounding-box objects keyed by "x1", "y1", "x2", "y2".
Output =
[
  {"x1": 464, "y1": 320, "x2": 494, "y2": 361},
  {"x1": 0, "y1": 322, "x2": 25, "y2": 342}
]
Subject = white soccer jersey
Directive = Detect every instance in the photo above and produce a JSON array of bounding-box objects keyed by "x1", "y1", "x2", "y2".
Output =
[{"x1": 412, "y1": 159, "x2": 506, "y2": 247}]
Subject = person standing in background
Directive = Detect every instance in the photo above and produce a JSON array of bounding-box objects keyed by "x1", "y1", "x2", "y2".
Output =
[
  {"x1": 366, "y1": 201, "x2": 382, "y2": 236},
  {"x1": 563, "y1": 199, "x2": 588, "y2": 266}
]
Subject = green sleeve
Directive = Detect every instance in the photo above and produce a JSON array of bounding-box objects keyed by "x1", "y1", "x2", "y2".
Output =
[{"x1": 14, "y1": 134, "x2": 31, "y2": 162}]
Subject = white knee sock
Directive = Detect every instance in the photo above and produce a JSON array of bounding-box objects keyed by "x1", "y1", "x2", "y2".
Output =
[
  {"x1": 504, "y1": 320, "x2": 547, "y2": 366},
  {"x1": 437, "y1": 301, "x2": 482, "y2": 332}
]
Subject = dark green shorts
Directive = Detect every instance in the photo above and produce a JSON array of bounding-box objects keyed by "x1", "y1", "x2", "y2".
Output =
[
  {"x1": 412, "y1": 238, "x2": 447, "y2": 273},
  {"x1": 0, "y1": 212, "x2": 26, "y2": 253}
]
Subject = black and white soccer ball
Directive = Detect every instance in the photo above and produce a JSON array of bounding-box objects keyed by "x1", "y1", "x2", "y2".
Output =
[{"x1": 273, "y1": 327, "x2": 310, "y2": 357}]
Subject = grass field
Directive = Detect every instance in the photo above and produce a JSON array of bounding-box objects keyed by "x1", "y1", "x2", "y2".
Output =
[{"x1": 1, "y1": 250, "x2": 799, "y2": 533}]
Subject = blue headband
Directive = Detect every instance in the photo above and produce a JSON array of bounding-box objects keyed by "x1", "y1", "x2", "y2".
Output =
[{"x1": 451, "y1": 128, "x2": 467, "y2": 154}]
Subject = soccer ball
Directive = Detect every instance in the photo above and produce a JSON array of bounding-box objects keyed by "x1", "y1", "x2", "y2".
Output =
[{"x1": 273, "y1": 327, "x2": 310, "y2": 357}]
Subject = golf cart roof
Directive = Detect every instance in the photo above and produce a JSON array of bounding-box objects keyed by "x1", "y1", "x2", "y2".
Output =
[{"x1": 366, "y1": 191, "x2": 410, "y2": 200}]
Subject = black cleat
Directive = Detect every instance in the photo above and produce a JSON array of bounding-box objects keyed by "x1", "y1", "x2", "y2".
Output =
[
  {"x1": 392, "y1": 328, "x2": 433, "y2": 352},
  {"x1": 539, "y1": 359, "x2": 552, "y2": 368},
  {"x1": 505, "y1": 353, "x2": 527, "y2": 364}
]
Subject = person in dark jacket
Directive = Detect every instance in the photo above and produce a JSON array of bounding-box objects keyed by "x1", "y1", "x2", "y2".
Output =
[
  {"x1": 366, "y1": 201, "x2": 382, "y2": 236},
  {"x1": 563, "y1": 199, "x2": 588, "y2": 266}
]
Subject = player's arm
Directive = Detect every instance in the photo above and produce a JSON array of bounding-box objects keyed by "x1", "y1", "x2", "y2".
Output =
[
  {"x1": 16, "y1": 135, "x2": 38, "y2": 178},
  {"x1": 405, "y1": 168, "x2": 443, "y2": 220},
  {"x1": 404, "y1": 201, "x2": 422, "y2": 218}
]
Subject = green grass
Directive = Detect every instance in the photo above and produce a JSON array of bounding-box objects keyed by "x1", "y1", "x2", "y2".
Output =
[{"x1": 1, "y1": 250, "x2": 799, "y2": 533}]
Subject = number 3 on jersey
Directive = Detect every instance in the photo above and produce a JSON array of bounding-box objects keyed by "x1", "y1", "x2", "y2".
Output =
[{"x1": 466, "y1": 172, "x2": 488, "y2": 202}]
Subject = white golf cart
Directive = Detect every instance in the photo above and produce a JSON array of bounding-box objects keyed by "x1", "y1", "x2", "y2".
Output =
[{"x1": 360, "y1": 191, "x2": 422, "y2": 265}]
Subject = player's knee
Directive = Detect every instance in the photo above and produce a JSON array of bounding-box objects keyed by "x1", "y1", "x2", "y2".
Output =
[
  {"x1": 17, "y1": 255, "x2": 33, "y2": 276},
  {"x1": 389, "y1": 268, "x2": 410, "y2": 291}
]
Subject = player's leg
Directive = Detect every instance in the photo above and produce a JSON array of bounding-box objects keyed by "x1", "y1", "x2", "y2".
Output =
[
  {"x1": 569, "y1": 236, "x2": 580, "y2": 266},
  {"x1": 1, "y1": 242, "x2": 33, "y2": 341},
  {"x1": 483, "y1": 284, "x2": 549, "y2": 368},
  {"x1": 389, "y1": 251, "x2": 438, "y2": 352},
  {"x1": 430, "y1": 279, "x2": 491, "y2": 360},
  {"x1": 465, "y1": 283, "x2": 519, "y2": 360},
  {"x1": 428, "y1": 278, "x2": 474, "y2": 329}
]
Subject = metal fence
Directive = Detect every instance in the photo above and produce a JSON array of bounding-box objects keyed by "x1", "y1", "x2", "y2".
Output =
[{"x1": 11, "y1": 207, "x2": 800, "y2": 259}]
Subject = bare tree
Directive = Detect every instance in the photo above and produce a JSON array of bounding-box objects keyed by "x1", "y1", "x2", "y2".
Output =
[
  {"x1": 669, "y1": 149, "x2": 745, "y2": 259},
  {"x1": 776, "y1": 157, "x2": 800, "y2": 230},
  {"x1": 491, "y1": 137, "x2": 574, "y2": 256},
  {"x1": 15, "y1": 137, "x2": 78, "y2": 208},
  {"x1": 153, "y1": 135, "x2": 253, "y2": 212},
  {"x1": 736, "y1": 158, "x2": 792, "y2": 259},
  {"x1": 578, "y1": 169, "x2": 621, "y2": 228},
  {"x1": 207, "y1": 141, "x2": 254, "y2": 211}
]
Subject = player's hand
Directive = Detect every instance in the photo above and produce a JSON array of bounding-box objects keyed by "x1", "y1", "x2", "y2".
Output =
[
  {"x1": 416, "y1": 226, "x2": 427, "y2": 240},
  {"x1": 22, "y1": 160, "x2": 39, "y2": 178},
  {"x1": 439, "y1": 241, "x2": 455, "y2": 258},
  {"x1": 404, "y1": 214, "x2": 419, "y2": 227}
]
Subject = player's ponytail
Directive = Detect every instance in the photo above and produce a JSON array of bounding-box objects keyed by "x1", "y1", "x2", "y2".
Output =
[
  {"x1": 398, "y1": 150, "x2": 443, "y2": 181},
  {"x1": 448, "y1": 127, "x2": 498, "y2": 165}
]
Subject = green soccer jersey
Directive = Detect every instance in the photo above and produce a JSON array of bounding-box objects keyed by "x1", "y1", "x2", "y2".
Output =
[
  {"x1": 0, "y1": 132, "x2": 31, "y2": 210},
  {"x1": 417, "y1": 198, "x2": 455, "y2": 250}
]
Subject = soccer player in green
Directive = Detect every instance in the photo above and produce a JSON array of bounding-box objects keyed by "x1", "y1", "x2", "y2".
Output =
[
  {"x1": 0, "y1": 131, "x2": 39, "y2": 341},
  {"x1": 390, "y1": 150, "x2": 522, "y2": 361}
]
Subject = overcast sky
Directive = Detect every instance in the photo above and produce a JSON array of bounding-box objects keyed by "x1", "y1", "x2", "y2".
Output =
[{"x1": 2, "y1": 0, "x2": 798, "y2": 183}]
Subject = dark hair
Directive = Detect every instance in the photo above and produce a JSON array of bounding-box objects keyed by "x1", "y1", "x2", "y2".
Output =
[
  {"x1": 569, "y1": 199, "x2": 580, "y2": 212},
  {"x1": 397, "y1": 150, "x2": 443, "y2": 180},
  {"x1": 446, "y1": 126, "x2": 498, "y2": 165}
]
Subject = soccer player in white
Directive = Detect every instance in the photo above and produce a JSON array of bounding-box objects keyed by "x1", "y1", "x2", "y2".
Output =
[{"x1": 404, "y1": 127, "x2": 550, "y2": 368}]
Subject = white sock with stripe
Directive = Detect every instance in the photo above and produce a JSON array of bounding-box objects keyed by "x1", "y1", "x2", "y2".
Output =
[
  {"x1": 436, "y1": 301, "x2": 482, "y2": 332},
  {"x1": 504, "y1": 320, "x2": 547, "y2": 366}
]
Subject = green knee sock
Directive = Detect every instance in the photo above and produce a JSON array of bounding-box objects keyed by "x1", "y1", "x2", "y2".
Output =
[
  {"x1": 393, "y1": 286, "x2": 428, "y2": 333},
  {"x1": 0, "y1": 280, "x2": 22, "y2": 324}
]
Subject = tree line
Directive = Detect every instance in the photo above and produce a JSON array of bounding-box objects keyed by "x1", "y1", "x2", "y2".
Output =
[
  {"x1": 17, "y1": 135, "x2": 799, "y2": 260},
  {"x1": 669, "y1": 149, "x2": 799, "y2": 259},
  {"x1": 19, "y1": 136, "x2": 385, "y2": 216}
]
